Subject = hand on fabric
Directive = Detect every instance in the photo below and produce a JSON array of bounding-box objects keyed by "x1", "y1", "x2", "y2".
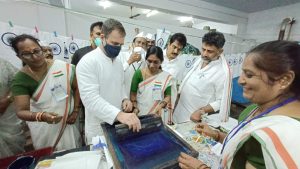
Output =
[
  {"x1": 128, "y1": 52, "x2": 141, "y2": 65},
  {"x1": 66, "y1": 111, "x2": 78, "y2": 124},
  {"x1": 43, "y1": 112, "x2": 63, "y2": 124},
  {"x1": 178, "y1": 152, "x2": 207, "y2": 169},
  {"x1": 195, "y1": 123, "x2": 215, "y2": 138},
  {"x1": 190, "y1": 109, "x2": 206, "y2": 122},
  {"x1": 116, "y1": 112, "x2": 141, "y2": 132},
  {"x1": 0, "y1": 97, "x2": 10, "y2": 114},
  {"x1": 122, "y1": 99, "x2": 133, "y2": 113}
]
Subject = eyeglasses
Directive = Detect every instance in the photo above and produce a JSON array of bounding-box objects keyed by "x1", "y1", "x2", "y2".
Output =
[
  {"x1": 146, "y1": 60, "x2": 160, "y2": 65},
  {"x1": 20, "y1": 49, "x2": 43, "y2": 59}
]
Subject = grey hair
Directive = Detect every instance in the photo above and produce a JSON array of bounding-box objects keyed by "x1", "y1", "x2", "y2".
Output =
[{"x1": 102, "y1": 18, "x2": 126, "y2": 38}]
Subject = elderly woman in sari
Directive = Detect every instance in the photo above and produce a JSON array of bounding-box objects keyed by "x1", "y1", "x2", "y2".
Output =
[
  {"x1": 130, "y1": 46, "x2": 177, "y2": 122},
  {"x1": 178, "y1": 40, "x2": 300, "y2": 169},
  {"x1": 0, "y1": 58, "x2": 25, "y2": 158},
  {"x1": 10, "y1": 34, "x2": 80, "y2": 151}
]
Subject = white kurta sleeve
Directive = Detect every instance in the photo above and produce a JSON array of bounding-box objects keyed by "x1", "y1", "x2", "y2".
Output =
[
  {"x1": 177, "y1": 61, "x2": 185, "y2": 84},
  {"x1": 123, "y1": 62, "x2": 130, "y2": 71},
  {"x1": 118, "y1": 52, "x2": 130, "y2": 71},
  {"x1": 209, "y1": 75, "x2": 225, "y2": 112},
  {"x1": 122, "y1": 75, "x2": 128, "y2": 99},
  {"x1": 76, "y1": 59, "x2": 120, "y2": 125}
]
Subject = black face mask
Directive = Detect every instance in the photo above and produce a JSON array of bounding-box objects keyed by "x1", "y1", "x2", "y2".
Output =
[{"x1": 103, "y1": 41, "x2": 121, "y2": 59}]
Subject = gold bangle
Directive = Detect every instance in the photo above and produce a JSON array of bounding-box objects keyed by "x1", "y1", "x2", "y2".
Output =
[
  {"x1": 37, "y1": 112, "x2": 41, "y2": 121},
  {"x1": 38, "y1": 112, "x2": 43, "y2": 121},
  {"x1": 35, "y1": 112, "x2": 41, "y2": 122},
  {"x1": 39, "y1": 112, "x2": 45, "y2": 121},
  {"x1": 35, "y1": 112, "x2": 44, "y2": 122}
]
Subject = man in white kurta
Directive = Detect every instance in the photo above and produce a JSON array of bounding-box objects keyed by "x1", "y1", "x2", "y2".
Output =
[
  {"x1": 76, "y1": 19, "x2": 141, "y2": 144},
  {"x1": 162, "y1": 51, "x2": 195, "y2": 86},
  {"x1": 173, "y1": 31, "x2": 232, "y2": 124},
  {"x1": 161, "y1": 33, "x2": 187, "y2": 85},
  {"x1": 146, "y1": 33, "x2": 155, "y2": 49},
  {"x1": 118, "y1": 32, "x2": 147, "y2": 97}
]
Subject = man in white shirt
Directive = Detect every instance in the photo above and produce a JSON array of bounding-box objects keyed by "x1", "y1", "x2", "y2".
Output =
[
  {"x1": 161, "y1": 33, "x2": 187, "y2": 84},
  {"x1": 118, "y1": 32, "x2": 147, "y2": 97},
  {"x1": 173, "y1": 31, "x2": 232, "y2": 123},
  {"x1": 76, "y1": 18, "x2": 141, "y2": 143},
  {"x1": 146, "y1": 33, "x2": 155, "y2": 49}
]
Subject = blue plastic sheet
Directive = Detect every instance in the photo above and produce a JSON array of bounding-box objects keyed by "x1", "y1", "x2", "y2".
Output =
[{"x1": 118, "y1": 130, "x2": 188, "y2": 169}]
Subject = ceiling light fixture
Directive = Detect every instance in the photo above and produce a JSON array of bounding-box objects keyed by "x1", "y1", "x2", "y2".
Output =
[
  {"x1": 142, "y1": 9, "x2": 151, "y2": 14},
  {"x1": 146, "y1": 10, "x2": 159, "y2": 17},
  {"x1": 98, "y1": 0, "x2": 112, "y2": 9},
  {"x1": 178, "y1": 16, "x2": 194, "y2": 22}
]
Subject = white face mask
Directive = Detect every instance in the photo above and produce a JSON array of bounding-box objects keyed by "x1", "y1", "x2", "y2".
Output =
[{"x1": 133, "y1": 47, "x2": 146, "y2": 58}]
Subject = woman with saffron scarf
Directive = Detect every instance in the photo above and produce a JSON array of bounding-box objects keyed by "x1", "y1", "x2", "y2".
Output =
[{"x1": 178, "y1": 40, "x2": 300, "y2": 169}]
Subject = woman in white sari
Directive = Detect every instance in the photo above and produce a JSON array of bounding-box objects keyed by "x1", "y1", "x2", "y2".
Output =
[
  {"x1": 130, "y1": 46, "x2": 177, "y2": 123},
  {"x1": 178, "y1": 41, "x2": 300, "y2": 169},
  {"x1": 10, "y1": 34, "x2": 80, "y2": 151}
]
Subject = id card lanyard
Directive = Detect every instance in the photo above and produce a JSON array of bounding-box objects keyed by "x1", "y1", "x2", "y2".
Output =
[
  {"x1": 221, "y1": 97, "x2": 297, "y2": 154},
  {"x1": 132, "y1": 62, "x2": 143, "y2": 71}
]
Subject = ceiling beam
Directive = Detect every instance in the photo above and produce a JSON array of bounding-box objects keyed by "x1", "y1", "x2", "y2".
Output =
[{"x1": 109, "y1": 0, "x2": 248, "y2": 24}]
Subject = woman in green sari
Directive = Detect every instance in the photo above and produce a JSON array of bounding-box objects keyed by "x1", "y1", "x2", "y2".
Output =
[
  {"x1": 178, "y1": 40, "x2": 300, "y2": 169},
  {"x1": 10, "y1": 34, "x2": 80, "y2": 151},
  {"x1": 130, "y1": 46, "x2": 177, "y2": 123}
]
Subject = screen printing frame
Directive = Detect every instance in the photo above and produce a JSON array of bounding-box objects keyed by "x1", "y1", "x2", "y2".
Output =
[{"x1": 101, "y1": 115, "x2": 199, "y2": 169}]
